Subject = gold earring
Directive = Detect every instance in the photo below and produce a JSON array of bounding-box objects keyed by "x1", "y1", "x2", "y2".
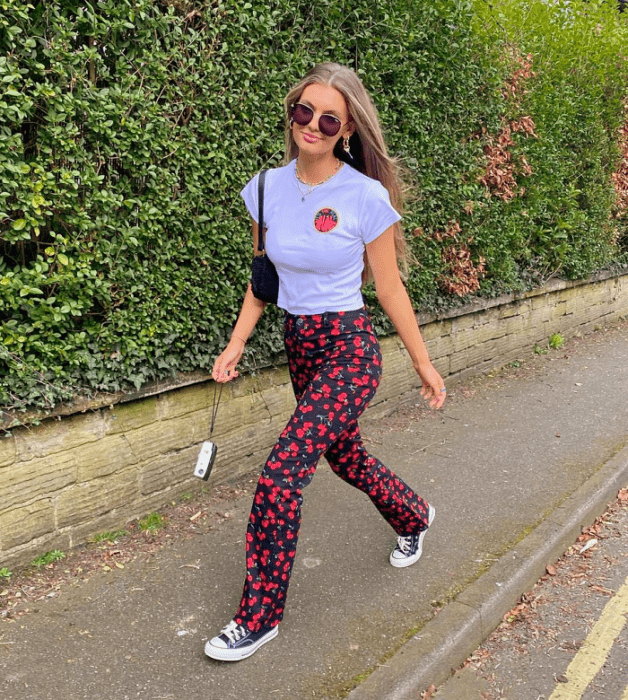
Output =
[{"x1": 343, "y1": 135, "x2": 351, "y2": 157}]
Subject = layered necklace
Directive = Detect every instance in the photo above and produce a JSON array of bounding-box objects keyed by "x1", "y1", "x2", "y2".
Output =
[{"x1": 295, "y1": 158, "x2": 342, "y2": 202}]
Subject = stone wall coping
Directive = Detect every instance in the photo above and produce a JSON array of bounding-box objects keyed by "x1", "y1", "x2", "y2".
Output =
[
  {"x1": 0, "y1": 371, "x2": 214, "y2": 433},
  {"x1": 414, "y1": 268, "x2": 627, "y2": 326},
  {"x1": 2, "y1": 269, "x2": 626, "y2": 433}
]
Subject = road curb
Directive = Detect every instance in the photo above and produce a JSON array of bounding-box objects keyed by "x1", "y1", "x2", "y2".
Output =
[{"x1": 346, "y1": 444, "x2": 628, "y2": 700}]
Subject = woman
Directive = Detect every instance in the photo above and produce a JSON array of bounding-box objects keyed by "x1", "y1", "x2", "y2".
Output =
[{"x1": 206, "y1": 63, "x2": 446, "y2": 662}]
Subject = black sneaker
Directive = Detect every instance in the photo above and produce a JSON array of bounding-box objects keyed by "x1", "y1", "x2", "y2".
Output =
[
  {"x1": 389, "y1": 504, "x2": 436, "y2": 568},
  {"x1": 204, "y1": 620, "x2": 278, "y2": 661}
]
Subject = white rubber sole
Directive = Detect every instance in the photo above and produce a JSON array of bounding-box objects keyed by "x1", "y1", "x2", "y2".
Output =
[
  {"x1": 204, "y1": 625, "x2": 278, "y2": 662},
  {"x1": 390, "y1": 504, "x2": 436, "y2": 568}
]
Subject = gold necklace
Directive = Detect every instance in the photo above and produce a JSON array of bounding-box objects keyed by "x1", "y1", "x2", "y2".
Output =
[{"x1": 295, "y1": 159, "x2": 341, "y2": 201}]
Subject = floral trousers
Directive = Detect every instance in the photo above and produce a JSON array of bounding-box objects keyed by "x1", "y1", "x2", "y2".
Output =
[{"x1": 234, "y1": 308, "x2": 430, "y2": 632}]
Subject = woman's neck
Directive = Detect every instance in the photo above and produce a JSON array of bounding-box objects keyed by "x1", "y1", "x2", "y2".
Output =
[{"x1": 295, "y1": 154, "x2": 340, "y2": 185}]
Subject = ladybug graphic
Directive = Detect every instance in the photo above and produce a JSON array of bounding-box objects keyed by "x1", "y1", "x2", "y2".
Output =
[{"x1": 314, "y1": 207, "x2": 339, "y2": 233}]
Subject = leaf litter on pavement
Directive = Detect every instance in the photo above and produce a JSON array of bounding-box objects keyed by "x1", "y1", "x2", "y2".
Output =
[{"x1": 450, "y1": 487, "x2": 628, "y2": 699}]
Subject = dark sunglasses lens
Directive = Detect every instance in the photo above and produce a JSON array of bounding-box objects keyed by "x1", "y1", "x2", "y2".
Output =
[
  {"x1": 319, "y1": 115, "x2": 342, "y2": 137},
  {"x1": 292, "y1": 103, "x2": 342, "y2": 137},
  {"x1": 292, "y1": 103, "x2": 313, "y2": 126}
]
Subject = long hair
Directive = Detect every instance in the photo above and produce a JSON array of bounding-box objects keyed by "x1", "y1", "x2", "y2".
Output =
[{"x1": 283, "y1": 63, "x2": 409, "y2": 279}]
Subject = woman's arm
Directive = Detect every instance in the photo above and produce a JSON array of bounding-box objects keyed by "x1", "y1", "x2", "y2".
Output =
[
  {"x1": 212, "y1": 219, "x2": 267, "y2": 383},
  {"x1": 366, "y1": 226, "x2": 446, "y2": 409}
]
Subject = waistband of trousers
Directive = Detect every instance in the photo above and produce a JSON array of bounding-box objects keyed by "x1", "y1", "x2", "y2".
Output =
[{"x1": 284, "y1": 307, "x2": 368, "y2": 326}]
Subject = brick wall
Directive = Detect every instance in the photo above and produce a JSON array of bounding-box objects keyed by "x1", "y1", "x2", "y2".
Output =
[{"x1": 1, "y1": 271, "x2": 626, "y2": 568}]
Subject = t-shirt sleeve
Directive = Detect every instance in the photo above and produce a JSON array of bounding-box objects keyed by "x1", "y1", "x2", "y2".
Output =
[
  {"x1": 240, "y1": 172, "x2": 260, "y2": 223},
  {"x1": 360, "y1": 180, "x2": 402, "y2": 244}
]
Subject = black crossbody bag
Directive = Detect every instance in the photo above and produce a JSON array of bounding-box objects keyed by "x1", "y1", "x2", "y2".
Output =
[{"x1": 250, "y1": 170, "x2": 279, "y2": 304}]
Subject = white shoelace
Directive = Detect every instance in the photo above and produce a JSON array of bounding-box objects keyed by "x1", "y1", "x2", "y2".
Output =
[
  {"x1": 396, "y1": 535, "x2": 414, "y2": 555},
  {"x1": 221, "y1": 621, "x2": 247, "y2": 643}
]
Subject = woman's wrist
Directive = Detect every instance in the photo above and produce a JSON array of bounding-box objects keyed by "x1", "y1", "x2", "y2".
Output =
[
  {"x1": 230, "y1": 333, "x2": 247, "y2": 345},
  {"x1": 413, "y1": 358, "x2": 433, "y2": 372}
]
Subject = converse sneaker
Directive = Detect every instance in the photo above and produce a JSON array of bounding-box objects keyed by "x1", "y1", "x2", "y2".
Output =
[
  {"x1": 204, "y1": 620, "x2": 278, "y2": 661},
  {"x1": 390, "y1": 504, "x2": 436, "y2": 568}
]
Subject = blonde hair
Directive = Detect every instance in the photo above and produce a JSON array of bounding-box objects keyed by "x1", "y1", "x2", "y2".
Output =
[{"x1": 283, "y1": 63, "x2": 409, "y2": 278}]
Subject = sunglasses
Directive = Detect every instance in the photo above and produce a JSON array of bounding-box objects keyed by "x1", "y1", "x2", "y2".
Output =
[{"x1": 290, "y1": 102, "x2": 345, "y2": 138}]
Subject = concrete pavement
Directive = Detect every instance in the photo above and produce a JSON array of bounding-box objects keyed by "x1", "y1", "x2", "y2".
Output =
[{"x1": 1, "y1": 320, "x2": 628, "y2": 700}]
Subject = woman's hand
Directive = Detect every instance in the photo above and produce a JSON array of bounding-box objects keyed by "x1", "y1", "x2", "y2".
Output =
[
  {"x1": 417, "y1": 362, "x2": 447, "y2": 409},
  {"x1": 212, "y1": 338, "x2": 245, "y2": 383}
]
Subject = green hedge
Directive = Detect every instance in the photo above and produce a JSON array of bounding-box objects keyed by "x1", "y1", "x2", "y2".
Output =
[
  {"x1": 1, "y1": 0, "x2": 627, "y2": 417},
  {"x1": 472, "y1": 0, "x2": 628, "y2": 283}
]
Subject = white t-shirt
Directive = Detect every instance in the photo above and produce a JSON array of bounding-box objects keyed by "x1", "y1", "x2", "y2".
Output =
[{"x1": 241, "y1": 160, "x2": 401, "y2": 315}]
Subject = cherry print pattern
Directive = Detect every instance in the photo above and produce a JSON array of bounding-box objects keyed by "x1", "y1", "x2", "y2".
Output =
[
  {"x1": 314, "y1": 207, "x2": 339, "y2": 232},
  {"x1": 234, "y1": 308, "x2": 430, "y2": 633}
]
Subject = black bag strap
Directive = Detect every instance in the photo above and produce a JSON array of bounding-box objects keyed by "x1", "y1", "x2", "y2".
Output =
[
  {"x1": 256, "y1": 169, "x2": 267, "y2": 253},
  {"x1": 209, "y1": 383, "x2": 223, "y2": 438}
]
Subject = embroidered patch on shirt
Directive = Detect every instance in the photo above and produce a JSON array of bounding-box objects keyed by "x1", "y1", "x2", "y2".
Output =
[{"x1": 314, "y1": 207, "x2": 339, "y2": 233}]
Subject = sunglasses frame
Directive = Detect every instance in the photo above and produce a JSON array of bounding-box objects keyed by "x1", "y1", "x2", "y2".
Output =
[{"x1": 290, "y1": 102, "x2": 345, "y2": 138}]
